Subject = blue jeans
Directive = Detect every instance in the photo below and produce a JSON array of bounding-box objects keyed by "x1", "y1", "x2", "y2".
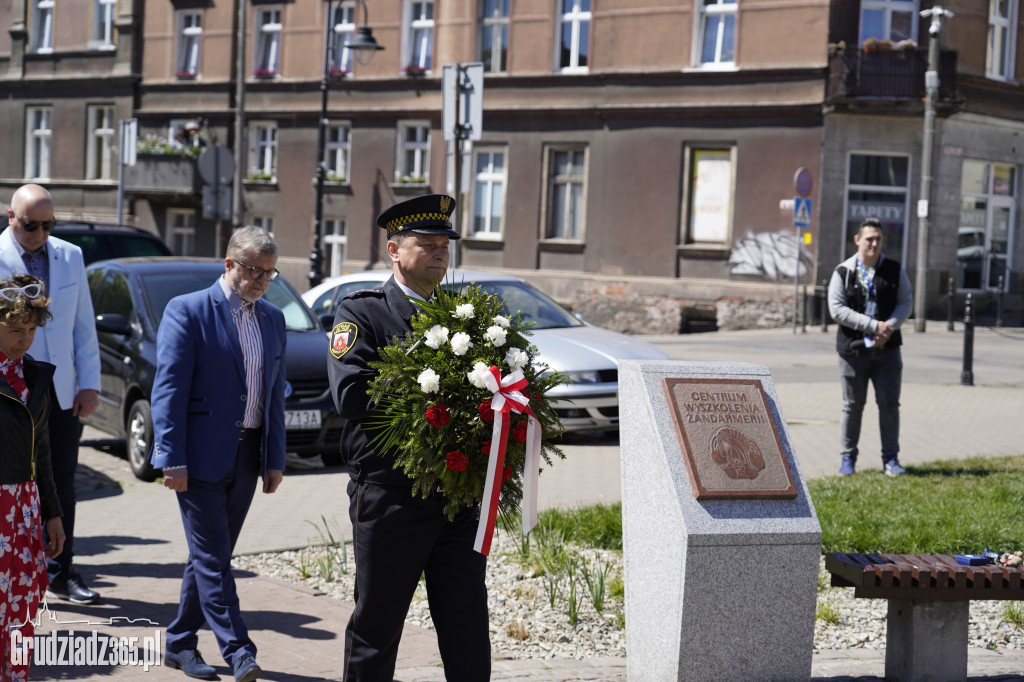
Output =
[{"x1": 838, "y1": 347, "x2": 902, "y2": 461}]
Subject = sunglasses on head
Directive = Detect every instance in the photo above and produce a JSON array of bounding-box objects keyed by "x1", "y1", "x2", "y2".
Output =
[
  {"x1": 17, "y1": 216, "x2": 56, "y2": 233},
  {"x1": 0, "y1": 283, "x2": 43, "y2": 301}
]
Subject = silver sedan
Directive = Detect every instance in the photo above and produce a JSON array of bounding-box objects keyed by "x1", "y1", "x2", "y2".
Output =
[{"x1": 305, "y1": 268, "x2": 670, "y2": 433}]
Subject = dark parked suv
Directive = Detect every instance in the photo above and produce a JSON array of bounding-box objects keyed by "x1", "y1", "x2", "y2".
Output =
[
  {"x1": 52, "y1": 223, "x2": 172, "y2": 264},
  {"x1": 83, "y1": 257, "x2": 344, "y2": 480}
]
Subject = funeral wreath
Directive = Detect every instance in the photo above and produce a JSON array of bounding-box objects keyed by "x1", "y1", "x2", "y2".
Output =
[{"x1": 366, "y1": 281, "x2": 566, "y2": 548}]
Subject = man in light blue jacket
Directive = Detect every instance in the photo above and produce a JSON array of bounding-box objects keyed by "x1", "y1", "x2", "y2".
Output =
[{"x1": 0, "y1": 183, "x2": 102, "y2": 604}]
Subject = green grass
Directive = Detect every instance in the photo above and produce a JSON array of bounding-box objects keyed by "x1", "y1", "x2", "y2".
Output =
[
  {"x1": 536, "y1": 456, "x2": 1024, "y2": 558},
  {"x1": 531, "y1": 503, "x2": 623, "y2": 551},
  {"x1": 809, "y1": 455, "x2": 1024, "y2": 555}
]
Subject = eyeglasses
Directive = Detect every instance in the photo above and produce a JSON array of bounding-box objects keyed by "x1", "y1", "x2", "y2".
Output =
[
  {"x1": 234, "y1": 260, "x2": 280, "y2": 281},
  {"x1": 17, "y1": 216, "x2": 56, "y2": 233},
  {"x1": 0, "y1": 284, "x2": 43, "y2": 301}
]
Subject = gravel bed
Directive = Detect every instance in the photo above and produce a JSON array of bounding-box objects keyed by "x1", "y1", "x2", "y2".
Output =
[{"x1": 233, "y1": 546, "x2": 1024, "y2": 658}]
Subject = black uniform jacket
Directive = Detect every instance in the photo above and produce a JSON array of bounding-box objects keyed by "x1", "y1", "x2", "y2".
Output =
[
  {"x1": 328, "y1": 276, "x2": 423, "y2": 486},
  {"x1": 0, "y1": 354, "x2": 63, "y2": 520}
]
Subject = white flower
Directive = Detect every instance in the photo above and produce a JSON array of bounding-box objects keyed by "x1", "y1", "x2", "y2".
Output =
[
  {"x1": 505, "y1": 347, "x2": 529, "y2": 372},
  {"x1": 417, "y1": 368, "x2": 440, "y2": 393},
  {"x1": 454, "y1": 303, "x2": 476, "y2": 320},
  {"x1": 424, "y1": 325, "x2": 449, "y2": 349},
  {"x1": 467, "y1": 361, "x2": 491, "y2": 389},
  {"x1": 450, "y1": 332, "x2": 473, "y2": 356},
  {"x1": 484, "y1": 325, "x2": 507, "y2": 347},
  {"x1": 492, "y1": 315, "x2": 510, "y2": 329}
]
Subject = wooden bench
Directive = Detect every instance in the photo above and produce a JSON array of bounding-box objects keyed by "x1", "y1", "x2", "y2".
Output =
[{"x1": 826, "y1": 552, "x2": 1024, "y2": 681}]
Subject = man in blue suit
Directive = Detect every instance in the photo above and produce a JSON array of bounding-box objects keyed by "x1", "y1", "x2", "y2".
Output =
[
  {"x1": 152, "y1": 226, "x2": 286, "y2": 682},
  {"x1": 0, "y1": 183, "x2": 102, "y2": 605}
]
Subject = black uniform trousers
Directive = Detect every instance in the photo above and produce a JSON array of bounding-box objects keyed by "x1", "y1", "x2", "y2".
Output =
[{"x1": 343, "y1": 480, "x2": 490, "y2": 682}]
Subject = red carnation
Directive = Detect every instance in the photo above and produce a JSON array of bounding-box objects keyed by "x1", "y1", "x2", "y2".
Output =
[
  {"x1": 512, "y1": 421, "x2": 528, "y2": 443},
  {"x1": 445, "y1": 451, "x2": 468, "y2": 472},
  {"x1": 481, "y1": 440, "x2": 491, "y2": 455},
  {"x1": 426, "y1": 403, "x2": 450, "y2": 428},
  {"x1": 502, "y1": 465, "x2": 513, "y2": 483},
  {"x1": 478, "y1": 400, "x2": 494, "y2": 422}
]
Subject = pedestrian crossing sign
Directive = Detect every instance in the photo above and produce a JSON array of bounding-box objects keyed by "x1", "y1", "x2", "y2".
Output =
[{"x1": 793, "y1": 197, "x2": 812, "y2": 227}]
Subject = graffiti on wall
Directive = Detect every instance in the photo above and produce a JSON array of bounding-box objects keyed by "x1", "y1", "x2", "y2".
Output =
[{"x1": 727, "y1": 230, "x2": 814, "y2": 281}]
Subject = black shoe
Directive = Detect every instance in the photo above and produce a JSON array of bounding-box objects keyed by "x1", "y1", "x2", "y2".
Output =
[
  {"x1": 233, "y1": 653, "x2": 262, "y2": 682},
  {"x1": 165, "y1": 648, "x2": 218, "y2": 680},
  {"x1": 47, "y1": 573, "x2": 100, "y2": 605}
]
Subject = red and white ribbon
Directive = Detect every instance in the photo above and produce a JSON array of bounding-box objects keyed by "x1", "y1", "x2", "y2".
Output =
[{"x1": 474, "y1": 366, "x2": 541, "y2": 555}]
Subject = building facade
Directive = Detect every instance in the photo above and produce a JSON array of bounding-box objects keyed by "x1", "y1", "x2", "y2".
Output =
[{"x1": 0, "y1": 0, "x2": 1020, "y2": 329}]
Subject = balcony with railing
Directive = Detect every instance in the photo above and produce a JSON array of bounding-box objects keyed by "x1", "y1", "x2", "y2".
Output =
[
  {"x1": 827, "y1": 47, "x2": 958, "y2": 103},
  {"x1": 124, "y1": 153, "x2": 201, "y2": 195}
]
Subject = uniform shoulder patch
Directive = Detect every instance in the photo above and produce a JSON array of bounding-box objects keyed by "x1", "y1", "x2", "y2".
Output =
[
  {"x1": 330, "y1": 321, "x2": 359, "y2": 359},
  {"x1": 343, "y1": 287, "x2": 385, "y2": 301}
]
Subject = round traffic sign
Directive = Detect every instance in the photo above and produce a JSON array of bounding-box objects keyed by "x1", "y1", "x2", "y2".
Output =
[
  {"x1": 198, "y1": 145, "x2": 235, "y2": 185},
  {"x1": 794, "y1": 167, "x2": 813, "y2": 197}
]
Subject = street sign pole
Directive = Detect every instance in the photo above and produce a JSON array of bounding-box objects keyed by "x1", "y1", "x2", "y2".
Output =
[
  {"x1": 117, "y1": 118, "x2": 137, "y2": 225},
  {"x1": 792, "y1": 169, "x2": 814, "y2": 334},
  {"x1": 442, "y1": 63, "x2": 484, "y2": 268}
]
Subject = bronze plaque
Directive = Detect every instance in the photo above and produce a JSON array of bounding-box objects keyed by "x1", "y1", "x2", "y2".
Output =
[{"x1": 662, "y1": 378, "x2": 797, "y2": 500}]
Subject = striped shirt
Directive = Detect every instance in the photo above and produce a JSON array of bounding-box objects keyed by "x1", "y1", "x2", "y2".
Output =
[{"x1": 219, "y1": 277, "x2": 263, "y2": 429}]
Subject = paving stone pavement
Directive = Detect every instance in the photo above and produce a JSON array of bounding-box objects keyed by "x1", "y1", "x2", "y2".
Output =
[{"x1": 27, "y1": 325, "x2": 1024, "y2": 681}]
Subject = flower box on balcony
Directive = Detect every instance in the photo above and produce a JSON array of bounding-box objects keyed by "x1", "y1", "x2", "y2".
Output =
[
  {"x1": 329, "y1": 67, "x2": 350, "y2": 79},
  {"x1": 176, "y1": 71, "x2": 198, "y2": 80},
  {"x1": 403, "y1": 65, "x2": 428, "y2": 78},
  {"x1": 253, "y1": 69, "x2": 277, "y2": 79}
]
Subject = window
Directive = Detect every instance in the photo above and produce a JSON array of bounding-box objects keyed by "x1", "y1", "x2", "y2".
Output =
[
  {"x1": 255, "y1": 8, "x2": 282, "y2": 77},
  {"x1": 958, "y1": 160, "x2": 1016, "y2": 291},
  {"x1": 471, "y1": 148, "x2": 506, "y2": 238},
  {"x1": 30, "y1": 0, "x2": 54, "y2": 54},
  {"x1": 844, "y1": 153, "x2": 910, "y2": 263},
  {"x1": 324, "y1": 219, "x2": 347, "y2": 276},
  {"x1": 177, "y1": 11, "x2": 202, "y2": 78},
  {"x1": 396, "y1": 122, "x2": 430, "y2": 182},
  {"x1": 544, "y1": 147, "x2": 586, "y2": 240},
  {"x1": 330, "y1": 2, "x2": 355, "y2": 74},
  {"x1": 91, "y1": 0, "x2": 117, "y2": 50},
  {"x1": 86, "y1": 105, "x2": 115, "y2": 180},
  {"x1": 325, "y1": 123, "x2": 351, "y2": 182},
  {"x1": 251, "y1": 216, "x2": 274, "y2": 235},
  {"x1": 698, "y1": 0, "x2": 736, "y2": 66},
  {"x1": 556, "y1": 0, "x2": 590, "y2": 72},
  {"x1": 686, "y1": 149, "x2": 734, "y2": 244},
  {"x1": 986, "y1": 0, "x2": 1017, "y2": 80},
  {"x1": 859, "y1": 0, "x2": 917, "y2": 44},
  {"x1": 478, "y1": 0, "x2": 509, "y2": 73},
  {"x1": 404, "y1": 1, "x2": 434, "y2": 71},
  {"x1": 168, "y1": 209, "x2": 196, "y2": 256},
  {"x1": 248, "y1": 122, "x2": 277, "y2": 180},
  {"x1": 25, "y1": 107, "x2": 52, "y2": 180}
]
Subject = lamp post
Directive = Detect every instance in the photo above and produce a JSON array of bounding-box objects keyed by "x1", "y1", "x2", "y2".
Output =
[
  {"x1": 309, "y1": 0, "x2": 384, "y2": 288},
  {"x1": 914, "y1": 6, "x2": 954, "y2": 332}
]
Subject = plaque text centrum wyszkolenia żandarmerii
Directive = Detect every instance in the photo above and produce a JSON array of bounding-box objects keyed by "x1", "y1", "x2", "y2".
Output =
[
  {"x1": 680, "y1": 390, "x2": 769, "y2": 424},
  {"x1": 662, "y1": 378, "x2": 797, "y2": 500}
]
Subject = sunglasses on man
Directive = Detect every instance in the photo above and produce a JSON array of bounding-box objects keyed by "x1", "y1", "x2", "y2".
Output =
[
  {"x1": 17, "y1": 216, "x2": 56, "y2": 233},
  {"x1": 0, "y1": 283, "x2": 43, "y2": 301}
]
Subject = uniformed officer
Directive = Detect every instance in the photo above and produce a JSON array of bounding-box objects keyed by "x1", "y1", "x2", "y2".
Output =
[{"x1": 327, "y1": 194, "x2": 490, "y2": 682}]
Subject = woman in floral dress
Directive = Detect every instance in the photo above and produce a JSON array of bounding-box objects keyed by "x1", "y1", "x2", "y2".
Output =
[{"x1": 0, "y1": 274, "x2": 64, "y2": 680}]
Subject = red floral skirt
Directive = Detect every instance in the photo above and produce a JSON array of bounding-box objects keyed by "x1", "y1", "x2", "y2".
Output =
[{"x1": 0, "y1": 482, "x2": 49, "y2": 681}]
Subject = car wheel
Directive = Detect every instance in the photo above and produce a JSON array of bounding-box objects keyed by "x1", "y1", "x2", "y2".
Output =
[{"x1": 126, "y1": 399, "x2": 159, "y2": 482}]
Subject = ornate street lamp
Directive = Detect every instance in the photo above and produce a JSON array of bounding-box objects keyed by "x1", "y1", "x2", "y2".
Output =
[{"x1": 309, "y1": 0, "x2": 384, "y2": 288}]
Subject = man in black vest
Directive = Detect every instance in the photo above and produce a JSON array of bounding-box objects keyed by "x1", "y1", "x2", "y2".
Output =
[{"x1": 827, "y1": 217, "x2": 913, "y2": 477}]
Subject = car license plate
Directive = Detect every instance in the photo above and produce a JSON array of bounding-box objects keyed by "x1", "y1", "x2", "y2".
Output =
[{"x1": 285, "y1": 410, "x2": 322, "y2": 430}]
